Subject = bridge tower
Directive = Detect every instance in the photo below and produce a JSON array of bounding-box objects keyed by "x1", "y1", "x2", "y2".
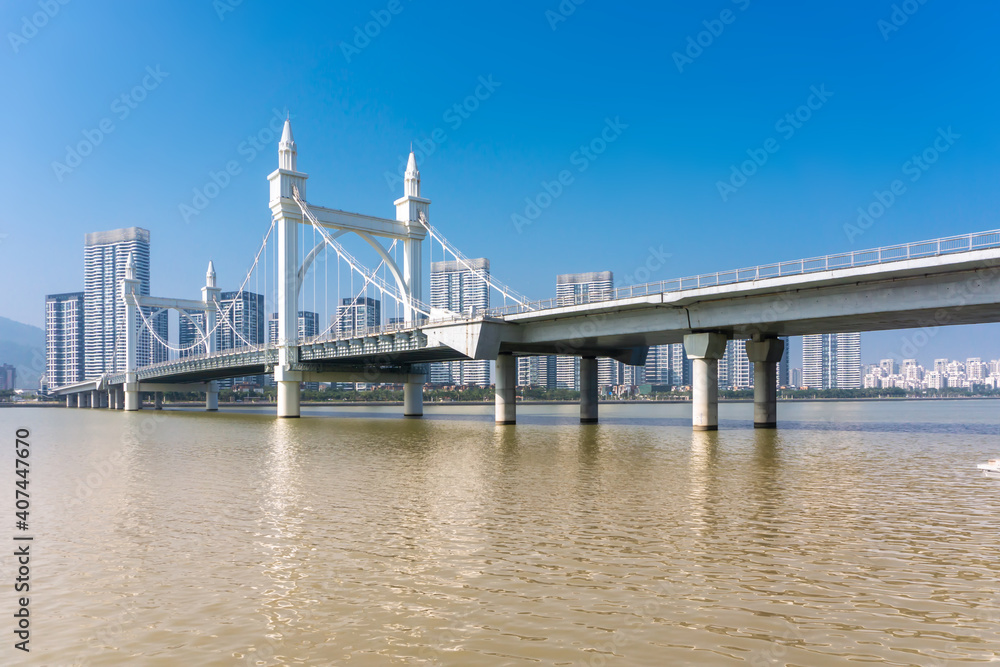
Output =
[
  {"x1": 395, "y1": 150, "x2": 429, "y2": 324},
  {"x1": 267, "y1": 118, "x2": 428, "y2": 418},
  {"x1": 268, "y1": 118, "x2": 309, "y2": 417},
  {"x1": 122, "y1": 252, "x2": 141, "y2": 411}
]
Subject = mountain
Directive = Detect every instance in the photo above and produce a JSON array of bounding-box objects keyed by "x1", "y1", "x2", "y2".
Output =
[{"x1": 0, "y1": 316, "x2": 45, "y2": 389}]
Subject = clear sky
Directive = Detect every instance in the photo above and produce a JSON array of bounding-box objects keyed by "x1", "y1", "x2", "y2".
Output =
[{"x1": 2, "y1": 0, "x2": 999, "y2": 366}]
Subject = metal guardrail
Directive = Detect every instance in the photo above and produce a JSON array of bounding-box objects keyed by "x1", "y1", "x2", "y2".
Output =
[{"x1": 487, "y1": 229, "x2": 1000, "y2": 316}]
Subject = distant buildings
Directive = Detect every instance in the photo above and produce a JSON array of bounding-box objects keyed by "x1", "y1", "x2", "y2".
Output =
[
  {"x1": 554, "y1": 271, "x2": 615, "y2": 390},
  {"x1": 45, "y1": 292, "x2": 85, "y2": 388},
  {"x1": 268, "y1": 311, "x2": 319, "y2": 344},
  {"x1": 429, "y1": 259, "x2": 490, "y2": 387},
  {"x1": 336, "y1": 296, "x2": 381, "y2": 337},
  {"x1": 517, "y1": 354, "x2": 558, "y2": 388},
  {"x1": 45, "y1": 227, "x2": 169, "y2": 388},
  {"x1": 0, "y1": 364, "x2": 15, "y2": 391},
  {"x1": 865, "y1": 356, "x2": 1000, "y2": 391},
  {"x1": 802, "y1": 332, "x2": 861, "y2": 389}
]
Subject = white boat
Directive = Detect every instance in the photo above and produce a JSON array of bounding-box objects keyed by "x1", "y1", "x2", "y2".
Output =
[{"x1": 977, "y1": 459, "x2": 1000, "y2": 473}]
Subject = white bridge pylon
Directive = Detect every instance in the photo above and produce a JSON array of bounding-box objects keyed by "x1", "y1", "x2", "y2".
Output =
[
  {"x1": 112, "y1": 116, "x2": 531, "y2": 418},
  {"x1": 269, "y1": 118, "x2": 433, "y2": 418}
]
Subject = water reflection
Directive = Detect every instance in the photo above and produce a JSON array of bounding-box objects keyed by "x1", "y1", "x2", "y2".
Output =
[{"x1": 16, "y1": 402, "x2": 1000, "y2": 665}]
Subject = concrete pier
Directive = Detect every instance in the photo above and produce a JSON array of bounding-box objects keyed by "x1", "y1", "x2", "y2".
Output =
[
  {"x1": 495, "y1": 353, "x2": 517, "y2": 425},
  {"x1": 403, "y1": 381, "x2": 423, "y2": 417},
  {"x1": 66, "y1": 394, "x2": 75, "y2": 408},
  {"x1": 91, "y1": 390, "x2": 101, "y2": 409},
  {"x1": 154, "y1": 391, "x2": 163, "y2": 410},
  {"x1": 277, "y1": 381, "x2": 300, "y2": 418},
  {"x1": 746, "y1": 337, "x2": 785, "y2": 429},
  {"x1": 685, "y1": 332, "x2": 728, "y2": 431},
  {"x1": 206, "y1": 381, "x2": 219, "y2": 411},
  {"x1": 580, "y1": 356, "x2": 599, "y2": 424}
]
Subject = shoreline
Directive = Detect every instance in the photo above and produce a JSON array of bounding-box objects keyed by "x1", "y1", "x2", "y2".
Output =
[{"x1": 5, "y1": 396, "x2": 1000, "y2": 408}]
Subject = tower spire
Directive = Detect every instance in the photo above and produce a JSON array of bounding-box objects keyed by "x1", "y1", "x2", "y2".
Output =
[
  {"x1": 206, "y1": 260, "x2": 216, "y2": 288},
  {"x1": 404, "y1": 149, "x2": 420, "y2": 197},
  {"x1": 125, "y1": 251, "x2": 136, "y2": 280},
  {"x1": 279, "y1": 116, "x2": 297, "y2": 171}
]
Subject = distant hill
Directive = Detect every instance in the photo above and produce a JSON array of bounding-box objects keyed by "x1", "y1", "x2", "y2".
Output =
[{"x1": 0, "y1": 316, "x2": 45, "y2": 389}]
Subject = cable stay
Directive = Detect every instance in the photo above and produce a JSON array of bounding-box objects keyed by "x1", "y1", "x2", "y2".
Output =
[
  {"x1": 129, "y1": 218, "x2": 276, "y2": 354},
  {"x1": 415, "y1": 211, "x2": 533, "y2": 309},
  {"x1": 305, "y1": 241, "x2": 396, "y2": 344},
  {"x1": 292, "y1": 186, "x2": 432, "y2": 318}
]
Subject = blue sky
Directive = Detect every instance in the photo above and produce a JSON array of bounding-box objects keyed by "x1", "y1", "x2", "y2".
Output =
[{"x1": 2, "y1": 0, "x2": 999, "y2": 365}]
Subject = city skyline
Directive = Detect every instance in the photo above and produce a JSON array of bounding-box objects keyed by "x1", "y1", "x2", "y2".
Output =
[{"x1": 3, "y1": 3, "x2": 999, "y2": 365}]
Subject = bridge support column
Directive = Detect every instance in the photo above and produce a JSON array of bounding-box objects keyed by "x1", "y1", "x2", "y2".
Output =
[
  {"x1": 91, "y1": 390, "x2": 101, "y2": 409},
  {"x1": 124, "y1": 375, "x2": 139, "y2": 412},
  {"x1": 495, "y1": 353, "x2": 516, "y2": 425},
  {"x1": 746, "y1": 337, "x2": 785, "y2": 429},
  {"x1": 403, "y1": 381, "x2": 423, "y2": 418},
  {"x1": 580, "y1": 357, "x2": 599, "y2": 424},
  {"x1": 65, "y1": 395, "x2": 74, "y2": 408},
  {"x1": 206, "y1": 382, "x2": 219, "y2": 411},
  {"x1": 154, "y1": 392, "x2": 163, "y2": 410},
  {"x1": 275, "y1": 368, "x2": 302, "y2": 418},
  {"x1": 114, "y1": 387, "x2": 123, "y2": 410},
  {"x1": 685, "y1": 333, "x2": 728, "y2": 431},
  {"x1": 278, "y1": 382, "x2": 300, "y2": 417},
  {"x1": 78, "y1": 393, "x2": 87, "y2": 408},
  {"x1": 107, "y1": 389, "x2": 115, "y2": 410}
]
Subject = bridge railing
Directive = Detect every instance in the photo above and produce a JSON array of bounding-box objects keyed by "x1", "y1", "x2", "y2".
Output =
[{"x1": 487, "y1": 228, "x2": 1000, "y2": 316}]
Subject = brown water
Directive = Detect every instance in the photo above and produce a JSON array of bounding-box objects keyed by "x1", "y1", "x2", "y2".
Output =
[{"x1": 2, "y1": 400, "x2": 999, "y2": 665}]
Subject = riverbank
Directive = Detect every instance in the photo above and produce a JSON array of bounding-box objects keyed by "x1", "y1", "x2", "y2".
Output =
[{"x1": 7, "y1": 395, "x2": 1000, "y2": 408}]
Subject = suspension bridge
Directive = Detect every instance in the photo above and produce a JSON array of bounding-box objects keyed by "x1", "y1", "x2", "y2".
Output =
[{"x1": 51, "y1": 117, "x2": 1000, "y2": 430}]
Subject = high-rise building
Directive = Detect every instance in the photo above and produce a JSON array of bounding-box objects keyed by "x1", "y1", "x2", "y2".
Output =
[
  {"x1": 554, "y1": 271, "x2": 615, "y2": 390},
  {"x1": 517, "y1": 355, "x2": 558, "y2": 388},
  {"x1": 721, "y1": 339, "x2": 752, "y2": 390},
  {"x1": 429, "y1": 259, "x2": 490, "y2": 386},
  {"x1": 45, "y1": 292, "x2": 85, "y2": 388},
  {"x1": 178, "y1": 310, "x2": 207, "y2": 357},
  {"x1": 778, "y1": 337, "x2": 790, "y2": 387},
  {"x1": 219, "y1": 291, "x2": 265, "y2": 352},
  {"x1": 0, "y1": 364, "x2": 16, "y2": 391},
  {"x1": 83, "y1": 227, "x2": 167, "y2": 378},
  {"x1": 801, "y1": 332, "x2": 861, "y2": 389},
  {"x1": 268, "y1": 311, "x2": 319, "y2": 344},
  {"x1": 178, "y1": 291, "x2": 266, "y2": 384},
  {"x1": 336, "y1": 296, "x2": 381, "y2": 337}
]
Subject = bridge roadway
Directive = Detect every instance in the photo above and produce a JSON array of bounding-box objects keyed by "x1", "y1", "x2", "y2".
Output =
[{"x1": 54, "y1": 234, "x2": 1000, "y2": 430}]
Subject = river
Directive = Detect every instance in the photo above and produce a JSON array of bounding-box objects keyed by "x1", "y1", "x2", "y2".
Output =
[{"x1": 2, "y1": 400, "x2": 998, "y2": 665}]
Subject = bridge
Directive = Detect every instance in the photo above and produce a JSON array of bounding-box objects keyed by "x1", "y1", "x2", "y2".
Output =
[{"x1": 51, "y1": 117, "x2": 1000, "y2": 430}]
